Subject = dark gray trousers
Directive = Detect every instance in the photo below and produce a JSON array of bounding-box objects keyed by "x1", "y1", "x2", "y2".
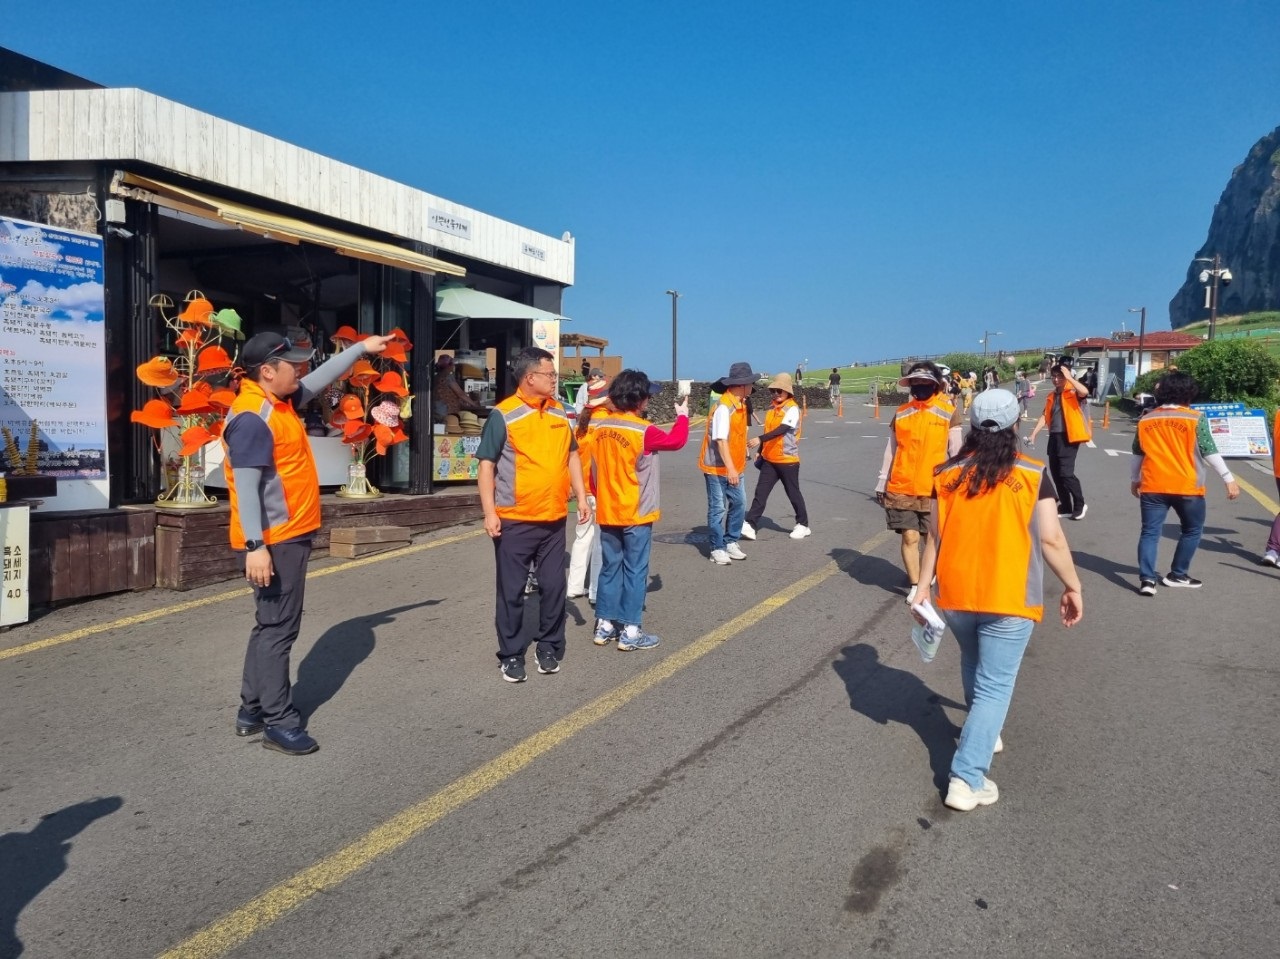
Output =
[
  {"x1": 241, "y1": 538, "x2": 312, "y2": 728},
  {"x1": 493, "y1": 519, "x2": 567, "y2": 662}
]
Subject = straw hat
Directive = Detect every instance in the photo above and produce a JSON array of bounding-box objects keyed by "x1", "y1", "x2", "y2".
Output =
[{"x1": 766, "y1": 372, "x2": 795, "y2": 394}]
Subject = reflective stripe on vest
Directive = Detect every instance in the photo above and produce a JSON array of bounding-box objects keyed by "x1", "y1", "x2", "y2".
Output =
[
  {"x1": 699, "y1": 394, "x2": 748, "y2": 475},
  {"x1": 224, "y1": 379, "x2": 321, "y2": 548},
  {"x1": 492, "y1": 391, "x2": 573, "y2": 521},
  {"x1": 590, "y1": 411, "x2": 661, "y2": 525},
  {"x1": 761, "y1": 400, "x2": 800, "y2": 464},
  {"x1": 934, "y1": 453, "x2": 1045, "y2": 622},
  {"x1": 1137, "y1": 406, "x2": 1205, "y2": 496},
  {"x1": 1043, "y1": 390, "x2": 1092, "y2": 444},
  {"x1": 886, "y1": 396, "x2": 954, "y2": 497}
]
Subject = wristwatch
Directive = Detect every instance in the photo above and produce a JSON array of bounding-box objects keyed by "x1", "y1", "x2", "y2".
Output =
[{"x1": 243, "y1": 539, "x2": 266, "y2": 552}]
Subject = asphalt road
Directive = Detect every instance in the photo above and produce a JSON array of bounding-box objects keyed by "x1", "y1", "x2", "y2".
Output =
[{"x1": 1, "y1": 403, "x2": 1277, "y2": 959}]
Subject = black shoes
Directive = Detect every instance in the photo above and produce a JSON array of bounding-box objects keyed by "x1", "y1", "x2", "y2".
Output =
[
  {"x1": 535, "y1": 649, "x2": 561, "y2": 674},
  {"x1": 1138, "y1": 579, "x2": 1157, "y2": 596},
  {"x1": 1161, "y1": 573, "x2": 1202, "y2": 588},
  {"x1": 262, "y1": 726, "x2": 319, "y2": 755},
  {"x1": 500, "y1": 657, "x2": 528, "y2": 683},
  {"x1": 235, "y1": 707, "x2": 265, "y2": 737}
]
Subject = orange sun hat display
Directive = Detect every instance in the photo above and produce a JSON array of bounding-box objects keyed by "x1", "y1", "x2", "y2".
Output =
[
  {"x1": 136, "y1": 357, "x2": 181, "y2": 388},
  {"x1": 196, "y1": 344, "x2": 233, "y2": 374},
  {"x1": 177, "y1": 295, "x2": 215, "y2": 326},
  {"x1": 131, "y1": 398, "x2": 181, "y2": 429}
]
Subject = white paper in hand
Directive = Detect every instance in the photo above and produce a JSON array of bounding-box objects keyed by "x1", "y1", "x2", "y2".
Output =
[{"x1": 909, "y1": 599, "x2": 946, "y2": 663}]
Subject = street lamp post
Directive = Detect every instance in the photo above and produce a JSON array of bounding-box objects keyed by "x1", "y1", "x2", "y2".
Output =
[
  {"x1": 1128, "y1": 306, "x2": 1147, "y2": 378},
  {"x1": 981, "y1": 330, "x2": 1003, "y2": 361},
  {"x1": 665, "y1": 290, "x2": 680, "y2": 382},
  {"x1": 1192, "y1": 254, "x2": 1232, "y2": 341}
]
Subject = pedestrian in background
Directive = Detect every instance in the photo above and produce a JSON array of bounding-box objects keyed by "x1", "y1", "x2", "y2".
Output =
[
  {"x1": 875, "y1": 361, "x2": 963, "y2": 602},
  {"x1": 700, "y1": 361, "x2": 757, "y2": 565},
  {"x1": 1013, "y1": 370, "x2": 1031, "y2": 420},
  {"x1": 566, "y1": 378, "x2": 609, "y2": 603},
  {"x1": 1131, "y1": 371, "x2": 1239, "y2": 594},
  {"x1": 742, "y1": 372, "x2": 811, "y2": 541},
  {"x1": 828, "y1": 367, "x2": 842, "y2": 406},
  {"x1": 225, "y1": 330, "x2": 394, "y2": 755},
  {"x1": 574, "y1": 367, "x2": 605, "y2": 414},
  {"x1": 590, "y1": 370, "x2": 689, "y2": 650},
  {"x1": 1026, "y1": 362, "x2": 1091, "y2": 520},
  {"x1": 476, "y1": 347, "x2": 592, "y2": 683},
  {"x1": 1262, "y1": 410, "x2": 1280, "y2": 567},
  {"x1": 913, "y1": 389, "x2": 1084, "y2": 811}
]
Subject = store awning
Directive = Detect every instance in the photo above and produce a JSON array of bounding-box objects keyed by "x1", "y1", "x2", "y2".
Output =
[
  {"x1": 115, "y1": 172, "x2": 466, "y2": 277},
  {"x1": 435, "y1": 281, "x2": 568, "y2": 321}
]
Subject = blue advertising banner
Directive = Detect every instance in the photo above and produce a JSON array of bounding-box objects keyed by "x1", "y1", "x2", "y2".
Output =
[{"x1": 0, "y1": 215, "x2": 109, "y2": 510}]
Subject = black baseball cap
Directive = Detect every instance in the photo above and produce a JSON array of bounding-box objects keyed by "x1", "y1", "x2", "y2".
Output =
[{"x1": 241, "y1": 332, "x2": 315, "y2": 368}]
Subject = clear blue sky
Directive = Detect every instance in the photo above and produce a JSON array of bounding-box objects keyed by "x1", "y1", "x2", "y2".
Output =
[{"x1": 8, "y1": 1, "x2": 1280, "y2": 379}]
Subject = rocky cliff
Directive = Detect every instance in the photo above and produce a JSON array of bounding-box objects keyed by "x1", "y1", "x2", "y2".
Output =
[{"x1": 1169, "y1": 125, "x2": 1280, "y2": 328}]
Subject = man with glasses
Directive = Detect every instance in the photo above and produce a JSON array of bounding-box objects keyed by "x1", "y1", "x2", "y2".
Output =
[
  {"x1": 477, "y1": 347, "x2": 592, "y2": 682},
  {"x1": 224, "y1": 329, "x2": 393, "y2": 755}
]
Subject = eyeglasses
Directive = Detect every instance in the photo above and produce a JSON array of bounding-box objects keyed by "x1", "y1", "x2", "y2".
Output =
[{"x1": 529, "y1": 370, "x2": 559, "y2": 381}]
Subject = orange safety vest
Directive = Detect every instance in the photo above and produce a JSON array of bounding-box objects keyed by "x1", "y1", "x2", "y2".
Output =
[
  {"x1": 761, "y1": 399, "x2": 800, "y2": 464},
  {"x1": 491, "y1": 388, "x2": 573, "y2": 522},
  {"x1": 1042, "y1": 389, "x2": 1092, "y2": 444},
  {"x1": 223, "y1": 379, "x2": 321, "y2": 549},
  {"x1": 1137, "y1": 406, "x2": 1206, "y2": 496},
  {"x1": 1272, "y1": 413, "x2": 1280, "y2": 478},
  {"x1": 934, "y1": 453, "x2": 1046, "y2": 621},
  {"x1": 590, "y1": 411, "x2": 661, "y2": 526},
  {"x1": 699, "y1": 393, "x2": 748, "y2": 475},
  {"x1": 575, "y1": 428, "x2": 597, "y2": 495},
  {"x1": 886, "y1": 395, "x2": 955, "y2": 497}
]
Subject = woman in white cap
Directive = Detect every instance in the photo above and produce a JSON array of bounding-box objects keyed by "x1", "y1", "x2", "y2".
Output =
[
  {"x1": 741, "y1": 372, "x2": 810, "y2": 540},
  {"x1": 911, "y1": 388, "x2": 1084, "y2": 811},
  {"x1": 566, "y1": 378, "x2": 610, "y2": 603}
]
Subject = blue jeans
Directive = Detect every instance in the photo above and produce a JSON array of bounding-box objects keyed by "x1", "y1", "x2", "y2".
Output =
[
  {"x1": 943, "y1": 610, "x2": 1035, "y2": 790},
  {"x1": 1138, "y1": 493, "x2": 1206, "y2": 580},
  {"x1": 704, "y1": 474, "x2": 745, "y2": 552},
  {"x1": 596, "y1": 524, "x2": 653, "y2": 627}
]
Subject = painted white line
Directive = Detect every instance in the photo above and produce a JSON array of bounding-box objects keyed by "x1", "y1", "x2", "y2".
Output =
[
  {"x1": 861, "y1": 435, "x2": 879, "y2": 438},
  {"x1": 1248, "y1": 460, "x2": 1273, "y2": 475},
  {"x1": 1104, "y1": 448, "x2": 1133, "y2": 457},
  {"x1": 824, "y1": 435, "x2": 840, "y2": 439}
]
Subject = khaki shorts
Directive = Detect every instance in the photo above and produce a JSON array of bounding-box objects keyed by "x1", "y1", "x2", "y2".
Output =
[{"x1": 884, "y1": 507, "x2": 929, "y2": 534}]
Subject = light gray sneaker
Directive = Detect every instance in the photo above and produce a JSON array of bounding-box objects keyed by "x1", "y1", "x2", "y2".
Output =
[
  {"x1": 617, "y1": 629, "x2": 660, "y2": 651},
  {"x1": 944, "y1": 776, "x2": 999, "y2": 811},
  {"x1": 709, "y1": 549, "x2": 732, "y2": 565},
  {"x1": 739, "y1": 521, "x2": 757, "y2": 541},
  {"x1": 725, "y1": 542, "x2": 748, "y2": 560}
]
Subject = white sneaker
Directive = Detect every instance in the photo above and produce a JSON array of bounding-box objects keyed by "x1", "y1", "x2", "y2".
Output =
[
  {"x1": 789, "y1": 524, "x2": 812, "y2": 539},
  {"x1": 725, "y1": 542, "x2": 748, "y2": 560},
  {"x1": 710, "y1": 549, "x2": 732, "y2": 565},
  {"x1": 739, "y1": 521, "x2": 757, "y2": 541},
  {"x1": 994, "y1": 734, "x2": 1004, "y2": 754},
  {"x1": 944, "y1": 776, "x2": 999, "y2": 811},
  {"x1": 1262, "y1": 550, "x2": 1279, "y2": 567}
]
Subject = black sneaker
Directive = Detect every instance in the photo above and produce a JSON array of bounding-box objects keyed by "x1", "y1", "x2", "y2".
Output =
[
  {"x1": 1138, "y1": 579, "x2": 1157, "y2": 596},
  {"x1": 535, "y1": 649, "x2": 560, "y2": 674},
  {"x1": 235, "y1": 706, "x2": 265, "y2": 737},
  {"x1": 500, "y1": 657, "x2": 527, "y2": 683},
  {"x1": 262, "y1": 726, "x2": 319, "y2": 756},
  {"x1": 1161, "y1": 573, "x2": 1202, "y2": 588}
]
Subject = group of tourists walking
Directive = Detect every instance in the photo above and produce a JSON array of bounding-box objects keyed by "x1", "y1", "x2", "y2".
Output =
[{"x1": 216, "y1": 334, "x2": 1248, "y2": 824}]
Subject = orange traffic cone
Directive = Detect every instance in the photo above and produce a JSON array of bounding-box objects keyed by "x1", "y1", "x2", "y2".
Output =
[
  {"x1": 873, "y1": 390, "x2": 880, "y2": 419},
  {"x1": 1102, "y1": 401, "x2": 1110, "y2": 430},
  {"x1": 837, "y1": 396, "x2": 844, "y2": 417}
]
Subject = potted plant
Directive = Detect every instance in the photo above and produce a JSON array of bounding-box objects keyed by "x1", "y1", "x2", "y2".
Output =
[{"x1": 130, "y1": 291, "x2": 241, "y2": 508}]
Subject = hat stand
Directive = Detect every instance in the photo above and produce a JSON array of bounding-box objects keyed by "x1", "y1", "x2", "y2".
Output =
[{"x1": 336, "y1": 447, "x2": 383, "y2": 499}]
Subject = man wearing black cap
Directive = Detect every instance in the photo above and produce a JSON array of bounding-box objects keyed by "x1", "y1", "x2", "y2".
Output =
[
  {"x1": 699, "y1": 361, "x2": 758, "y2": 565},
  {"x1": 224, "y1": 329, "x2": 393, "y2": 755}
]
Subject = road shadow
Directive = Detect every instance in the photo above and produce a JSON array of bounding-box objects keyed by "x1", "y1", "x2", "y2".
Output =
[
  {"x1": 1072, "y1": 550, "x2": 1136, "y2": 591},
  {"x1": 294, "y1": 600, "x2": 440, "y2": 723},
  {"x1": 830, "y1": 547, "x2": 905, "y2": 593},
  {"x1": 0, "y1": 796, "x2": 124, "y2": 957},
  {"x1": 833, "y1": 643, "x2": 964, "y2": 792}
]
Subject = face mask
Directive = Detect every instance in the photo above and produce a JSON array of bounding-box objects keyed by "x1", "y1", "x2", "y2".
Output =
[{"x1": 910, "y1": 384, "x2": 936, "y2": 401}]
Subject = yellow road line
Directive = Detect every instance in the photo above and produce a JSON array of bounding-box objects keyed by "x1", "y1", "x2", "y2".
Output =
[
  {"x1": 158, "y1": 529, "x2": 893, "y2": 959},
  {"x1": 1234, "y1": 473, "x2": 1279, "y2": 514},
  {"x1": 0, "y1": 529, "x2": 485, "y2": 663}
]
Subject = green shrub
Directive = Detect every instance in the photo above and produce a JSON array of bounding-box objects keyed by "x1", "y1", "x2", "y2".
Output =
[
  {"x1": 1130, "y1": 369, "x2": 1164, "y2": 397},
  {"x1": 1176, "y1": 340, "x2": 1280, "y2": 403}
]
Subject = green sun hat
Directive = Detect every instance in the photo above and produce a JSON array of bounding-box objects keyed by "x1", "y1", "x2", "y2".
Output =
[{"x1": 212, "y1": 308, "x2": 245, "y2": 340}]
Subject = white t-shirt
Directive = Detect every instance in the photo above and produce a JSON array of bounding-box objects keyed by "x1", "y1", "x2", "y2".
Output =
[
  {"x1": 710, "y1": 403, "x2": 733, "y2": 441},
  {"x1": 574, "y1": 382, "x2": 590, "y2": 413}
]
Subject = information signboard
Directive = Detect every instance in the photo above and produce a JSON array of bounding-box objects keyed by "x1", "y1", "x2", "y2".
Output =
[
  {"x1": 0, "y1": 503, "x2": 30, "y2": 626},
  {"x1": 0, "y1": 215, "x2": 108, "y2": 510},
  {"x1": 1192, "y1": 403, "x2": 1272, "y2": 458}
]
